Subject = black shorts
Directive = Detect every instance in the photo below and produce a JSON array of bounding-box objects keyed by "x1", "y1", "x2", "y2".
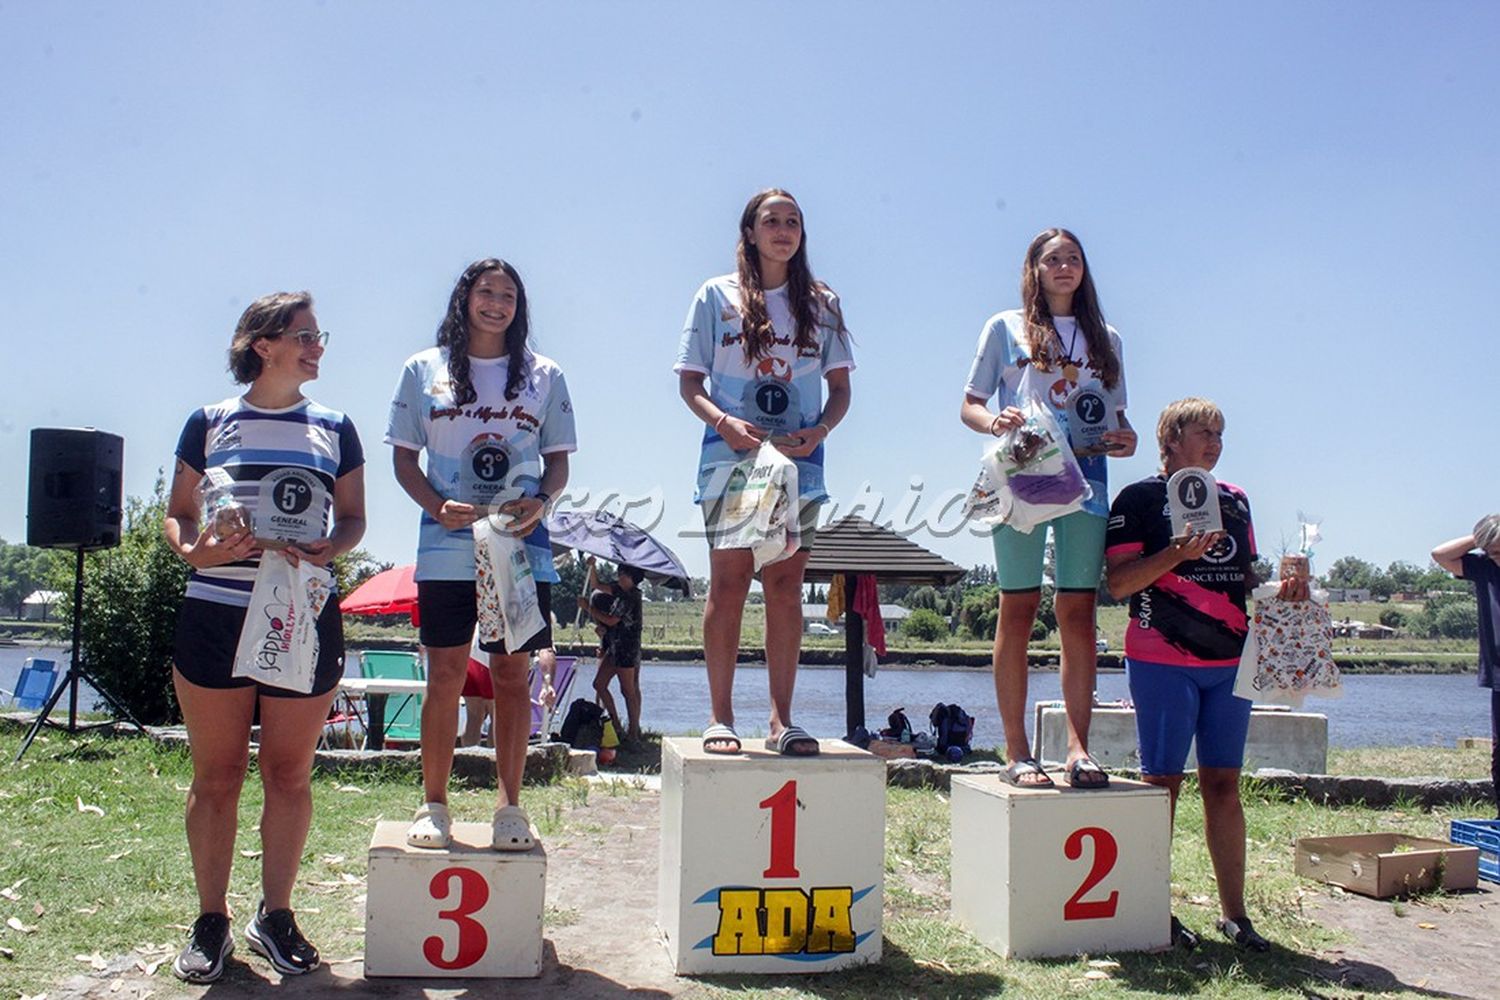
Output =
[
  {"x1": 417, "y1": 579, "x2": 553, "y2": 654},
  {"x1": 173, "y1": 596, "x2": 344, "y2": 698}
]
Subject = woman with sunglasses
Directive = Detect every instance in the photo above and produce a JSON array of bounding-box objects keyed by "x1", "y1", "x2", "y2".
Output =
[{"x1": 164, "y1": 292, "x2": 366, "y2": 982}]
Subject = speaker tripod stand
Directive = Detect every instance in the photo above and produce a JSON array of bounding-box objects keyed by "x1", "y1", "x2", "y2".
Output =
[{"x1": 14, "y1": 548, "x2": 143, "y2": 762}]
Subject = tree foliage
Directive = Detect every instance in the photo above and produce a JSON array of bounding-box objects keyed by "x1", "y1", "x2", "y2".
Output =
[
  {"x1": 330, "y1": 547, "x2": 392, "y2": 602},
  {"x1": 0, "y1": 541, "x2": 66, "y2": 619},
  {"x1": 59, "y1": 476, "x2": 190, "y2": 725},
  {"x1": 901, "y1": 608, "x2": 948, "y2": 642}
]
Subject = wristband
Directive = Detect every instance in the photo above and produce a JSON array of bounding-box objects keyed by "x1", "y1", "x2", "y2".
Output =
[
  {"x1": 816, "y1": 422, "x2": 831, "y2": 436},
  {"x1": 714, "y1": 412, "x2": 729, "y2": 433},
  {"x1": 989, "y1": 415, "x2": 1004, "y2": 436},
  {"x1": 535, "y1": 491, "x2": 551, "y2": 511}
]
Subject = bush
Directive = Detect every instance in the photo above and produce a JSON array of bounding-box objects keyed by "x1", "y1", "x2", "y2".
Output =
[
  {"x1": 57, "y1": 477, "x2": 189, "y2": 725},
  {"x1": 1433, "y1": 602, "x2": 1479, "y2": 639},
  {"x1": 1378, "y1": 608, "x2": 1407, "y2": 629},
  {"x1": 901, "y1": 608, "x2": 949, "y2": 642},
  {"x1": 958, "y1": 584, "x2": 998, "y2": 641}
]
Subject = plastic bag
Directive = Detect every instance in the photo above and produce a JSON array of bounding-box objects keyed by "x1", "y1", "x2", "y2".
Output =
[
  {"x1": 968, "y1": 398, "x2": 1090, "y2": 534},
  {"x1": 1233, "y1": 582, "x2": 1342, "y2": 707},
  {"x1": 198, "y1": 468, "x2": 250, "y2": 540},
  {"x1": 231, "y1": 550, "x2": 333, "y2": 693},
  {"x1": 712, "y1": 440, "x2": 801, "y2": 570},
  {"x1": 473, "y1": 516, "x2": 546, "y2": 650}
]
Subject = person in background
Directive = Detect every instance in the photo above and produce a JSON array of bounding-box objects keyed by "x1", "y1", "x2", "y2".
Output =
[
  {"x1": 1105, "y1": 397, "x2": 1301, "y2": 952},
  {"x1": 578, "y1": 556, "x2": 645, "y2": 741},
  {"x1": 164, "y1": 292, "x2": 365, "y2": 981},
  {"x1": 1432, "y1": 514, "x2": 1500, "y2": 817}
]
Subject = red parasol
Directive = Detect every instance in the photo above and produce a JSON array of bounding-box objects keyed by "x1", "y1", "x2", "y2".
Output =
[{"x1": 340, "y1": 564, "x2": 418, "y2": 618}]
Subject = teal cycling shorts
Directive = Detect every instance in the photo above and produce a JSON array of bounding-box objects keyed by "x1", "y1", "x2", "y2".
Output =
[{"x1": 991, "y1": 509, "x2": 1106, "y2": 592}]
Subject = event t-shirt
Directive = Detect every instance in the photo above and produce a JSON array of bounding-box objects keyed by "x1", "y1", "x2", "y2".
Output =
[
  {"x1": 1461, "y1": 552, "x2": 1500, "y2": 689},
  {"x1": 386, "y1": 347, "x2": 576, "y2": 583},
  {"x1": 1105, "y1": 475, "x2": 1257, "y2": 667},
  {"x1": 175, "y1": 396, "x2": 364, "y2": 607},
  {"x1": 965, "y1": 310, "x2": 1126, "y2": 518},
  {"x1": 673, "y1": 274, "x2": 855, "y2": 503}
]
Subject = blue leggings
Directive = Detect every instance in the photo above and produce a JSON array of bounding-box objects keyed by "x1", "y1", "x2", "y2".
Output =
[{"x1": 1126, "y1": 658, "x2": 1252, "y2": 776}]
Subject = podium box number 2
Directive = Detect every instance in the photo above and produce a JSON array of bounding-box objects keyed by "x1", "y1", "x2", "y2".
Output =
[
  {"x1": 658, "y1": 737, "x2": 885, "y2": 974},
  {"x1": 951, "y1": 773, "x2": 1171, "y2": 959},
  {"x1": 365, "y1": 821, "x2": 545, "y2": 978}
]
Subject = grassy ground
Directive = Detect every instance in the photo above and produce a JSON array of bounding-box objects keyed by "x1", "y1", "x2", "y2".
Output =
[{"x1": 1, "y1": 725, "x2": 1492, "y2": 998}]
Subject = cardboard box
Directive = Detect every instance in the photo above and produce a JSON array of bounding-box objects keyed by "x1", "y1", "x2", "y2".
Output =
[
  {"x1": 1295, "y1": 833, "x2": 1479, "y2": 898},
  {"x1": 863, "y1": 739, "x2": 916, "y2": 760}
]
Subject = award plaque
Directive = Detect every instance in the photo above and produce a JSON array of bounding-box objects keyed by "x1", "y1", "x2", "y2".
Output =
[
  {"x1": 255, "y1": 468, "x2": 327, "y2": 546},
  {"x1": 1166, "y1": 467, "x2": 1222, "y2": 538},
  {"x1": 741, "y1": 361, "x2": 802, "y2": 433},
  {"x1": 460, "y1": 434, "x2": 518, "y2": 508},
  {"x1": 1064, "y1": 385, "x2": 1118, "y2": 455}
]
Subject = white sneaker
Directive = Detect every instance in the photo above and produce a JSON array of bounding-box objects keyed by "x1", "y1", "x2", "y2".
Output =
[
  {"x1": 491, "y1": 805, "x2": 535, "y2": 851},
  {"x1": 406, "y1": 802, "x2": 452, "y2": 848}
]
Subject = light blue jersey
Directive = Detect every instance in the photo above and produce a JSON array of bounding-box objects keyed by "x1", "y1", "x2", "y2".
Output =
[
  {"x1": 965, "y1": 309, "x2": 1126, "y2": 518},
  {"x1": 386, "y1": 347, "x2": 576, "y2": 583},
  {"x1": 673, "y1": 274, "x2": 854, "y2": 503}
]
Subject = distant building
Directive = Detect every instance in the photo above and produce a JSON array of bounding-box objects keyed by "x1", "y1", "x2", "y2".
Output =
[
  {"x1": 801, "y1": 603, "x2": 911, "y2": 634},
  {"x1": 1323, "y1": 588, "x2": 1372, "y2": 603},
  {"x1": 21, "y1": 590, "x2": 63, "y2": 622}
]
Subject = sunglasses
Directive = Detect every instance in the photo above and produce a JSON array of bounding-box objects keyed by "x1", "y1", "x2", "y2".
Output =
[{"x1": 274, "y1": 328, "x2": 331, "y2": 348}]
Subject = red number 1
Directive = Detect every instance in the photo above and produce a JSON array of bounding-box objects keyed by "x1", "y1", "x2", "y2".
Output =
[
  {"x1": 1062, "y1": 826, "x2": 1120, "y2": 921},
  {"x1": 423, "y1": 866, "x2": 490, "y2": 969},
  {"x1": 759, "y1": 780, "x2": 800, "y2": 878}
]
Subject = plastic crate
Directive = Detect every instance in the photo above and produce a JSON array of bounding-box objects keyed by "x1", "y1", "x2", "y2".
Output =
[{"x1": 1450, "y1": 819, "x2": 1500, "y2": 883}]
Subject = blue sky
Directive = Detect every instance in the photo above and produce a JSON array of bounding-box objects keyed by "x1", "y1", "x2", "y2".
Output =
[{"x1": 2, "y1": 2, "x2": 1496, "y2": 579}]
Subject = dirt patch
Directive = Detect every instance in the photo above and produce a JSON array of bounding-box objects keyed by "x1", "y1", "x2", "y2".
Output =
[{"x1": 1306, "y1": 882, "x2": 1500, "y2": 998}]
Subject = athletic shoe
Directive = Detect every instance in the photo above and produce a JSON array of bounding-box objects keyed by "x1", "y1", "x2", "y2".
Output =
[
  {"x1": 172, "y1": 911, "x2": 232, "y2": 983},
  {"x1": 246, "y1": 902, "x2": 320, "y2": 975},
  {"x1": 1217, "y1": 915, "x2": 1271, "y2": 952},
  {"x1": 1170, "y1": 915, "x2": 1199, "y2": 951}
]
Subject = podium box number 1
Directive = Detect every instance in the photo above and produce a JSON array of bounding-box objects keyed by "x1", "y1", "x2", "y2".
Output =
[
  {"x1": 365, "y1": 821, "x2": 545, "y2": 978},
  {"x1": 951, "y1": 774, "x2": 1171, "y2": 959},
  {"x1": 658, "y1": 737, "x2": 885, "y2": 974}
]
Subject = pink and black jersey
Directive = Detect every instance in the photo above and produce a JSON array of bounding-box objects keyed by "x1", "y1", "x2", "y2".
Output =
[{"x1": 1105, "y1": 475, "x2": 1257, "y2": 667}]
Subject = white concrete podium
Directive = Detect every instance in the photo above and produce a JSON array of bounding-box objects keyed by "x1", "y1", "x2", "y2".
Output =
[
  {"x1": 951, "y1": 773, "x2": 1171, "y2": 959},
  {"x1": 365, "y1": 820, "x2": 545, "y2": 978},
  {"x1": 658, "y1": 737, "x2": 885, "y2": 974}
]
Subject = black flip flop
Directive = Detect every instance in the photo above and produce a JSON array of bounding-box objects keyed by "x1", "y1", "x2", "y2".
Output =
[
  {"x1": 1003, "y1": 757, "x2": 1055, "y2": 788},
  {"x1": 1066, "y1": 755, "x2": 1110, "y2": 789}
]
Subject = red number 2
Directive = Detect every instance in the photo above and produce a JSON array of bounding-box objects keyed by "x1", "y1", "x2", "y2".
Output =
[
  {"x1": 759, "y1": 780, "x2": 800, "y2": 878},
  {"x1": 423, "y1": 866, "x2": 489, "y2": 969},
  {"x1": 1062, "y1": 826, "x2": 1120, "y2": 921}
]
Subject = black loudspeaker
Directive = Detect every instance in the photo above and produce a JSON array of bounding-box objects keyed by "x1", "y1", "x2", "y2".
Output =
[{"x1": 27, "y1": 428, "x2": 124, "y2": 551}]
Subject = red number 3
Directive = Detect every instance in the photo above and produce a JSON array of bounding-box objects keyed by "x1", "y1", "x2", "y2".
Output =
[
  {"x1": 1062, "y1": 826, "x2": 1120, "y2": 921},
  {"x1": 424, "y1": 866, "x2": 489, "y2": 969}
]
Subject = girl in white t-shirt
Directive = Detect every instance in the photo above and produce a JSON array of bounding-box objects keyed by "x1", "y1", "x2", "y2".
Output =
[
  {"x1": 388, "y1": 258, "x2": 575, "y2": 851},
  {"x1": 961, "y1": 228, "x2": 1137, "y2": 789},
  {"x1": 674, "y1": 189, "x2": 855, "y2": 756}
]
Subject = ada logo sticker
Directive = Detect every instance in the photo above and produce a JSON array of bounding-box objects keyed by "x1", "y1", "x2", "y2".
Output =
[{"x1": 693, "y1": 884, "x2": 875, "y2": 959}]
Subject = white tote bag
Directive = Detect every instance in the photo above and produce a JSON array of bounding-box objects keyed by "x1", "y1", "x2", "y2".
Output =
[
  {"x1": 473, "y1": 517, "x2": 547, "y2": 649},
  {"x1": 231, "y1": 550, "x2": 333, "y2": 693},
  {"x1": 712, "y1": 441, "x2": 801, "y2": 570}
]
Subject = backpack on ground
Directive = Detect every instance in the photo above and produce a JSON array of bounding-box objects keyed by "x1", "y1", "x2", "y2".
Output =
[
  {"x1": 929, "y1": 702, "x2": 974, "y2": 755},
  {"x1": 881, "y1": 707, "x2": 914, "y2": 743},
  {"x1": 558, "y1": 697, "x2": 605, "y2": 749}
]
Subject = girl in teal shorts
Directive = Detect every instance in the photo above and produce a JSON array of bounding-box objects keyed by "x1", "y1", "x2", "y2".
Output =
[{"x1": 961, "y1": 227, "x2": 1136, "y2": 788}]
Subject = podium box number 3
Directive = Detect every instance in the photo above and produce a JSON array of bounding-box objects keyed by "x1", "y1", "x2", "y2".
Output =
[
  {"x1": 365, "y1": 821, "x2": 545, "y2": 978},
  {"x1": 950, "y1": 774, "x2": 1171, "y2": 959},
  {"x1": 658, "y1": 737, "x2": 885, "y2": 974}
]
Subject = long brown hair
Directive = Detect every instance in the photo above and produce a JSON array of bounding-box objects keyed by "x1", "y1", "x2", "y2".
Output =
[
  {"x1": 734, "y1": 188, "x2": 846, "y2": 362},
  {"x1": 1019, "y1": 227, "x2": 1120, "y2": 389},
  {"x1": 436, "y1": 258, "x2": 532, "y2": 406}
]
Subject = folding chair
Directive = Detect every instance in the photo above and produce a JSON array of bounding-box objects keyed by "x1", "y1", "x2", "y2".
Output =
[
  {"x1": 3, "y1": 658, "x2": 59, "y2": 711},
  {"x1": 359, "y1": 650, "x2": 425, "y2": 747},
  {"x1": 530, "y1": 655, "x2": 577, "y2": 740}
]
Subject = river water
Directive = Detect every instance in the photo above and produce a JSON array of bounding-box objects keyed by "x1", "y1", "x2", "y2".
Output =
[{"x1": 4, "y1": 645, "x2": 1490, "y2": 749}]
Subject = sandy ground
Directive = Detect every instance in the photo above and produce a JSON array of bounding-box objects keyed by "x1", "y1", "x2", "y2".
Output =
[{"x1": 42, "y1": 789, "x2": 1500, "y2": 1000}]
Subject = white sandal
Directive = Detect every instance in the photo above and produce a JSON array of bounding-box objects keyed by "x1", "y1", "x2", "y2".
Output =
[
  {"x1": 491, "y1": 805, "x2": 535, "y2": 852},
  {"x1": 406, "y1": 802, "x2": 452, "y2": 849}
]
